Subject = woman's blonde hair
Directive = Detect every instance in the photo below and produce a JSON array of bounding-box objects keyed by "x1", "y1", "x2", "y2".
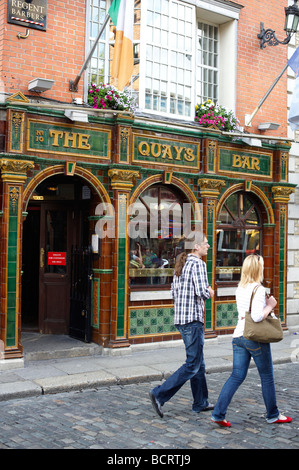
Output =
[{"x1": 239, "y1": 254, "x2": 264, "y2": 287}]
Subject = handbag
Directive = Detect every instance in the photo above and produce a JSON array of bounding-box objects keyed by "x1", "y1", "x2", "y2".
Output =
[{"x1": 243, "y1": 285, "x2": 283, "y2": 343}]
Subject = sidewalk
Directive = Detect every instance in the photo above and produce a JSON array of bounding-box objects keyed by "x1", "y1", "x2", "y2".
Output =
[{"x1": 0, "y1": 330, "x2": 298, "y2": 402}]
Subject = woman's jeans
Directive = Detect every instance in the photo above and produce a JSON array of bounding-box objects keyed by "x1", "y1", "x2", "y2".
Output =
[
  {"x1": 152, "y1": 321, "x2": 209, "y2": 412},
  {"x1": 212, "y1": 336, "x2": 279, "y2": 422}
]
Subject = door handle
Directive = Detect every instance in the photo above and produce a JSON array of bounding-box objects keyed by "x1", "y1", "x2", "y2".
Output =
[{"x1": 40, "y1": 248, "x2": 45, "y2": 268}]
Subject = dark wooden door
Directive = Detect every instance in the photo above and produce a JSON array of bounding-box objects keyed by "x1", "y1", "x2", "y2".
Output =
[{"x1": 39, "y1": 203, "x2": 72, "y2": 334}]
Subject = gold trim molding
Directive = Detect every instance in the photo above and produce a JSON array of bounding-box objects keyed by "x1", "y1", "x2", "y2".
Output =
[
  {"x1": 109, "y1": 169, "x2": 140, "y2": 190},
  {"x1": 0, "y1": 158, "x2": 34, "y2": 183},
  {"x1": 272, "y1": 186, "x2": 295, "y2": 203},
  {"x1": 198, "y1": 177, "x2": 226, "y2": 198}
]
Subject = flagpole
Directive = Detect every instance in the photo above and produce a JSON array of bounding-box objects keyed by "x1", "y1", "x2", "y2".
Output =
[
  {"x1": 69, "y1": 14, "x2": 111, "y2": 92},
  {"x1": 245, "y1": 63, "x2": 288, "y2": 127}
]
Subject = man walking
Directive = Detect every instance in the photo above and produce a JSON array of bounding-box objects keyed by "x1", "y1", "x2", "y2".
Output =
[{"x1": 149, "y1": 232, "x2": 214, "y2": 418}]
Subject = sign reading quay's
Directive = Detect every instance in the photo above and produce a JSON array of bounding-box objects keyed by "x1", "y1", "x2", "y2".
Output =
[
  {"x1": 27, "y1": 119, "x2": 111, "y2": 160},
  {"x1": 7, "y1": 0, "x2": 47, "y2": 31},
  {"x1": 133, "y1": 133, "x2": 200, "y2": 169}
]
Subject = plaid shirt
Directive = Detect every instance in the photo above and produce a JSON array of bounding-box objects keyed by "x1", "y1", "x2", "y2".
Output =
[{"x1": 171, "y1": 254, "x2": 211, "y2": 325}]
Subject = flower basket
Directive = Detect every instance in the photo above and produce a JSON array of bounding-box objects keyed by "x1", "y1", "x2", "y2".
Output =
[
  {"x1": 195, "y1": 99, "x2": 239, "y2": 132},
  {"x1": 88, "y1": 83, "x2": 137, "y2": 113}
]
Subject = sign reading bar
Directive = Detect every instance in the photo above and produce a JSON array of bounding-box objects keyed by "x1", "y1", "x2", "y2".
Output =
[
  {"x1": 48, "y1": 252, "x2": 66, "y2": 266},
  {"x1": 218, "y1": 147, "x2": 272, "y2": 178},
  {"x1": 7, "y1": 0, "x2": 47, "y2": 31},
  {"x1": 133, "y1": 133, "x2": 200, "y2": 170},
  {"x1": 27, "y1": 119, "x2": 111, "y2": 160}
]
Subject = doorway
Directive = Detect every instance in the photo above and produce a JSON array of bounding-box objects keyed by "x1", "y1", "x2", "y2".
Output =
[{"x1": 22, "y1": 175, "x2": 93, "y2": 338}]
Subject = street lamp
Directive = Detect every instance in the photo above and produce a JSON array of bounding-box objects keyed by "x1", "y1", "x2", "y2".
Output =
[{"x1": 258, "y1": 0, "x2": 299, "y2": 49}]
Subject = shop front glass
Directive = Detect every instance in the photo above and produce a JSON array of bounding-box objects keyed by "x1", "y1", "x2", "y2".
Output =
[
  {"x1": 129, "y1": 184, "x2": 187, "y2": 287},
  {"x1": 216, "y1": 192, "x2": 262, "y2": 284}
]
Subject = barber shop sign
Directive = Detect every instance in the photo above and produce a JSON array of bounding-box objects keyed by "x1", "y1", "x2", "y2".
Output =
[{"x1": 7, "y1": 0, "x2": 47, "y2": 31}]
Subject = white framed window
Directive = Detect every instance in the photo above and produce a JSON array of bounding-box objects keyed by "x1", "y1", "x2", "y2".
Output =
[
  {"x1": 85, "y1": 0, "x2": 240, "y2": 119},
  {"x1": 196, "y1": 22, "x2": 219, "y2": 103},
  {"x1": 87, "y1": 0, "x2": 110, "y2": 86},
  {"x1": 140, "y1": 0, "x2": 195, "y2": 118}
]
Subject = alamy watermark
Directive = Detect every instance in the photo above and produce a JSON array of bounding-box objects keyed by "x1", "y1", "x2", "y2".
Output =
[{"x1": 94, "y1": 202, "x2": 203, "y2": 247}]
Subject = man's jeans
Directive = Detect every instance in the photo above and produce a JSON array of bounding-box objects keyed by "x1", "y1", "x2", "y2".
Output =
[
  {"x1": 212, "y1": 336, "x2": 279, "y2": 422},
  {"x1": 152, "y1": 321, "x2": 209, "y2": 412}
]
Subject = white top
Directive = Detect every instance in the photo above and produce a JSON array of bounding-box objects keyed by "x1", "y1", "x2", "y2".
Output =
[{"x1": 233, "y1": 283, "x2": 266, "y2": 338}]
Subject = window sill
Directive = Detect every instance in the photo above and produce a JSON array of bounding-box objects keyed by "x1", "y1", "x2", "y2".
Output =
[{"x1": 130, "y1": 290, "x2": 173, "y2": 301}]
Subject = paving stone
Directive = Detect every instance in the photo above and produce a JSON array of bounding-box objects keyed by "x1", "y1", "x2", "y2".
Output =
[{"x1": 0, "y1": 362, "x2": 297, "y2": 449}]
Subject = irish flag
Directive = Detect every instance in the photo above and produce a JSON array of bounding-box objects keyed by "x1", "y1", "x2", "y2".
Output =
[{"x1": 109, "y1": 0, "x2": 134, "y2": 90}]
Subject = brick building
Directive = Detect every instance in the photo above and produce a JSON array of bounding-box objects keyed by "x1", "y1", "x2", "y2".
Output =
[{"x1": 0, "y1": 0, "x2": 297, "y2": 367}]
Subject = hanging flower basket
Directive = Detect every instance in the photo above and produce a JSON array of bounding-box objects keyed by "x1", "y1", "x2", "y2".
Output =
[
  {"x1": 195, "y1": 99, "x2": 239, "y2": 132},
  {"x1": 88, "y1": 83, "x2": 137, "y2": 114}
]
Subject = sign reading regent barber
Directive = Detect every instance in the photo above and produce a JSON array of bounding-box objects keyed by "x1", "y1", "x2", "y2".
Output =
[
  {"x1": 133, "y1": 133, "x2": 200, "y2": 169},
  {"x1": 27, "y1": 119, "x2": 111, "y2": 160},
  {"x1": 7, "y1": 0, "x2": 47, "y2": 31}
]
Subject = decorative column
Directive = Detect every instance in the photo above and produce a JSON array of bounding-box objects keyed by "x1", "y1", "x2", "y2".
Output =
[
  {"x1": 108, "y1": 168, "x2": 139, "y2": 348},
  {"x1": 198, "y1": 176, "x2": 226, "y2": 337},
  {"x1": 272, "y1": 185, "x2": 295, "y2": 326},
  {"x1": 0, "y1": 158, "x2": 34, "y2": 360}
]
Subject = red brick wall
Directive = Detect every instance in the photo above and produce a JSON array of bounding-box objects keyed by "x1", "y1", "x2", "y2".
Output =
[
  {"x1": 0, "y1": 0, "x2": 290, "y2": 137},
  {"x1": 0, "y1": 1, "x2": 86, "y2": 103},
  {"x1": 237, "y1": 0, "x2": 289, "y2": 136}
]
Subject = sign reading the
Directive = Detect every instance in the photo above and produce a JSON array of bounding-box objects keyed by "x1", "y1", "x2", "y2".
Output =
[
  {"x1": 7, "y1": 0, "x2": 47, "y2": 31},
  {"x1": 48, "y1": 252, "x2": 66, "y2": 266},
  {"x1": 27, "y1": 119, "x2": 111, "y2": 160}
]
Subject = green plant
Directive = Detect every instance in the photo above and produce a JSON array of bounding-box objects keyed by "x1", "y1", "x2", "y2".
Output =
[
  {"x1": 88, "y1": 83, "x2": 137, "y2": 113},
  {"x1": 195, "y1": 99, "x2": 239, "y2": 131}
]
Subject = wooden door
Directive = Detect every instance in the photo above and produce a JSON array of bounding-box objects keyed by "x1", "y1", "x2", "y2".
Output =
[{"x1": 39, "y1": 203, "x2": 72, "y2": 334}]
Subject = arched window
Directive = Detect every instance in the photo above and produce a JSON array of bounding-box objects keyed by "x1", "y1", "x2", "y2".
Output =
[
  {"x1": 129, "y1": 184, "x2": 188, "y2": 287},
  {"x1": 216, "y1": 192, "x2": 262, "y2": 284}
]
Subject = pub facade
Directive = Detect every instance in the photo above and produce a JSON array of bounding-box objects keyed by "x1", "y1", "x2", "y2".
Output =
[
  {"x1": 0, "y1": 94, "x2": 295, "y2": 361},
  {"x1": 0, "y1": 0, "x2": 297, "y2": 364}
]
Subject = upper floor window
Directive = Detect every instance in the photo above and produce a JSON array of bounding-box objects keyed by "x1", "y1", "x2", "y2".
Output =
[
  {"x1": 86, "y1": 0, "x2": 240, "y2": 120},
  {"x1": 143, "y1": 0, "x2": 194, "y2": 117},
  {"x1": 197, "y1": 22, "x2": 219, "y2": 104}
]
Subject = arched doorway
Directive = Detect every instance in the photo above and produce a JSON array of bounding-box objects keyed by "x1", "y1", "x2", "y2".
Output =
[{"x1": 21, "y1": 174, "x2": 97, "y2": 340}]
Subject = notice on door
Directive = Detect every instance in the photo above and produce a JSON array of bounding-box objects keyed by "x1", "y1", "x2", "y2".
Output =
[{"x1": 48, "y1": 252, "x2": 67, "y2": 266}]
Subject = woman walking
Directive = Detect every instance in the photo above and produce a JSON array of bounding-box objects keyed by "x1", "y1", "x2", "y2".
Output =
[{"x1": 211, "y1": 254, "x2": 292, "y2": 427}]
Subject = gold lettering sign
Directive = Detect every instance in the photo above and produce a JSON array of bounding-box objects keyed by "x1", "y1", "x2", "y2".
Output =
[
  {"x1": 137, "y1": 140, "x2": 196, "y2": 163},
  {"x1": 232, "y1": 154, "x2": 260, "y2": 171},
  {"x1": 27, "y1": 119, "x2": 111, "y2": 160}
]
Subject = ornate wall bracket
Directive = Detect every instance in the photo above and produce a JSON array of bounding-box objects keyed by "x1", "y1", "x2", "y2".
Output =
[
  {"x1": 108, "y1": 168, "x2": 140, "y2": 190},
  {"x1": 198, "y1": 177, "x2": 226, "y2": 198},
  {"x1": 0, "y1": 158, "x2": 34, "y2": 183},
  {"x1": 272, "y1": 185, "x2": 295, "y2": 203}
]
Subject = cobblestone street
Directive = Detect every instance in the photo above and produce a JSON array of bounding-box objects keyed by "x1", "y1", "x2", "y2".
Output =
[{"x1": 0, "y1": 362, "x2": 297, "y2": 451}]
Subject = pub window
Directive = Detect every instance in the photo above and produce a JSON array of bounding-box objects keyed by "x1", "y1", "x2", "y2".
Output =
[
  {"x1": 129, "y1": 185, "x2": 187, "y2": 288},
  {"x1": 216, "y1": 192, "x2": 262, "y2": 284}
]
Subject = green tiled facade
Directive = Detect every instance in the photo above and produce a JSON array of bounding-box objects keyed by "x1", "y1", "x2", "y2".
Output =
[
  {"x1": 116, "y1": 193, "x2": 128, "y2": 338},
  {"x1": 216, "y1": 302, "x2": 238, "y2": 329},
  {"x1": 6, "y1": 186, "x2": 19, "y2": 347},
  {"x1": 129, "y1": 306, "x2": 176, "y2": 337}
]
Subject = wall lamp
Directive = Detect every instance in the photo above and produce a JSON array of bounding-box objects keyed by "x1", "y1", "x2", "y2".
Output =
[{"x1": 258, "y1": 0, "x2": 299, "y2": 49}]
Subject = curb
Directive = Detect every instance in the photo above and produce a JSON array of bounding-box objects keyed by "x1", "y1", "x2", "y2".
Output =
[{"x1": 0, "y1": 355, "x2": 294, "y2": 402}]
